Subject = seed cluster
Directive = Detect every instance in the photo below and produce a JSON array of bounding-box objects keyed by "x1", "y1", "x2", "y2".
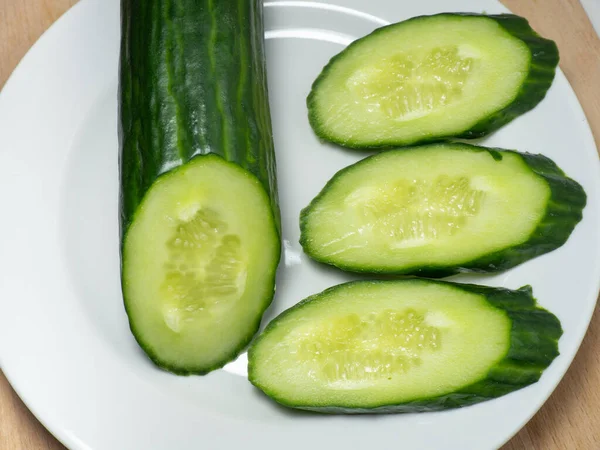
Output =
[
  {"x1": 161, "y1": 208, "x2": 244, "y2": 331},
  {"x1": 353, "y1": 175, "x2": 484, "y2": 242},
  {"x1": 349, "y1": 46, "x2": 474, "y2": 119},
  {"x1": 299, "y1": 308, "x2": 441, "y2": 382}
]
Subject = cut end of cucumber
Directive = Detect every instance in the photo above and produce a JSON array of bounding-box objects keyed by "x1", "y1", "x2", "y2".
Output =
[
  {"x1": 300, "y1": 144, "x2": 552, "y2": 274},
  {"x1": 307, "y1": 13, "x2": 555, "y2": 148},
  {"x1": 122, "y1": 154, "x2": 279, "y2": 374},
  {"x1": 249, "y1": 280, "x2": 514, "y2": 409}
]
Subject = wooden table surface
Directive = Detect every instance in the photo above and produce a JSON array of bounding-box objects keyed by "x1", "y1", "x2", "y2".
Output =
[{"x1": 1, "y1": 0, "x2": 599, "y2": 449}]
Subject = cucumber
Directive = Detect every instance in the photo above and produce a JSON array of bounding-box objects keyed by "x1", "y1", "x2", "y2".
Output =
[
  {"x1": 300, "y1": 143, "x2": 585, "y2": 277},
  {"x1": 248, "y1": 279, "x2": 562, "y2": 413},
  {"x1": 119, "y1": 0, "x2": 280, "y2": 374},
  {"x1": 307, "y1": 13, "x2": 558, "y2": 148}
]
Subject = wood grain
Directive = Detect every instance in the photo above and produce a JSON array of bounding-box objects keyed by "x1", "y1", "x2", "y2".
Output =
[{"x1": 0, "y1": 0, "x2": 598, "y2": 449}]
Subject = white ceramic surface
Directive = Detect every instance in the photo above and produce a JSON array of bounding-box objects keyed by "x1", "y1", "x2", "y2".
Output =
[{"x1": 0, "y1": 1, "x2": 599, "y2": 449}]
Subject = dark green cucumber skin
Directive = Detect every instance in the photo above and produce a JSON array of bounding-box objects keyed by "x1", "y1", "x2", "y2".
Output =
[
  {"x1": 300, "y1": 143, "x2": 586, "y2": 278},
  {"x1": 118, "y1": 0, "x2": 280, "y2": 375},
  {"x1": 248, "y1": 279, "x2": 563, "y2": 413},
  {"x1": 307, "y1": 13, "x2": 559, "y2": 149},
  {"x1": 119, "y1": 0, "x2": 279, "y2": 232}
]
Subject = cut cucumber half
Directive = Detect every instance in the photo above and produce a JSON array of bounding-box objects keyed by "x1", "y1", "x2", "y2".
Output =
[
  {"x1": 119, "y1": 0, "x2": 280, "y2": 374},
  {"x1": 248, "y1": 279, "x2": 562, "y2": 413},
  {"x1": 300, "y1": 143, "x2": 586, "y2": 276},
  {"x1": 122, "y1": 155, "x2": 279, "y2": 373},
  {"x1": 307, "y1": 13, "x2": 558, "y2": 148}
]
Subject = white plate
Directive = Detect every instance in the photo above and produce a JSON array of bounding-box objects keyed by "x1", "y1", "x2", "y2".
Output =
[{"x1": 0, "y1": 0, "x2": 599, "y2": 449}]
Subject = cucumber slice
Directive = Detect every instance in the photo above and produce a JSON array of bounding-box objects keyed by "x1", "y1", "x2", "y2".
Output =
[
  {"x1": 122, "y1": 155, "x2": 279, "y2": 373},
  {"x1": 307, "y1": 13, "x2": 558, "y2": 148},
  {"x1": 300, "y1": 143, "x2": 586, "y2": 276},
  {"x1": 248, "y1": 279, "x2": 562, "y2": 413}
]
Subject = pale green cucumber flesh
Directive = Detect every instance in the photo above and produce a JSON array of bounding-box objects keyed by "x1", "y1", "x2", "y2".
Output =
[
  {"x1": 307, "y1": 13, "x2": 558, "y2": 148},
  {"x1": 122, "y1": 155, "x2": 279, "y2": 374},
  {"x1": 300, "y1": 143, "x2": 585, "y2": 276},
  {"x1": 248, "y1": 280, "x2": 562, "y2": 413}
]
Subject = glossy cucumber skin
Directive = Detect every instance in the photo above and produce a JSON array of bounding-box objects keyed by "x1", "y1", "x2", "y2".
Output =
[
  {"x1": 248, "y1": 280, "x2": 563, "y2": 413},
  {"x1": 119, "y1": 0, "x2": 279, "y2": 233},
  {"x1": 118, "y1": 0, "x2": 280, "y2": 374},
  {"x1": 307, "y1": 13, "x2": 559, "y2": 149},
  {"x1": 300, "y1": 143, "x2": 586, "y2": 278}
]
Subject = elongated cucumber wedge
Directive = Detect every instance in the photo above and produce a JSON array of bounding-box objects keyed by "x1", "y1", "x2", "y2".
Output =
[
  {"x1": 248, "y1": 280, "x2": 562, "y2": 413},
  {"x1": 307, "y1": 13, "x2": 558, "y2": 148},
  {"x1": 119, "y1": 0, "x2": 280, "y2": 374},
  {"x1": 300, "y1": 143, "x2": 585, "y2": 277}
]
